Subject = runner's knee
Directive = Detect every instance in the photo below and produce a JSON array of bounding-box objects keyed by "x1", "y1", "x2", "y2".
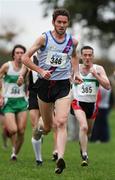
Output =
[
  {"x1": 18, "y1": 128, "x2": 25, "y2": 135},
  {"x1": 80, "y1": 125, "x2": 88, "y2": 133},
  {"x1": 8, "y1": 127, "x2": 17, "y2": 135},
  {"x1": 55, "y1": 116, "x2": 67, "y2": 128},
  {"x1": 43, "y1": 126, "x2": 51, "y2": 134}
]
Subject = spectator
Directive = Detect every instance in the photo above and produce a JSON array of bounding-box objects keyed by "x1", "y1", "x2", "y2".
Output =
[{"x1": 90, "y1": 85, "x2": 114, "y2": 142}]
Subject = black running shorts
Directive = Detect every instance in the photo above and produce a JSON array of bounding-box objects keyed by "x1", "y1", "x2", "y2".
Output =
[
  {"x1": 37, "y1": 79, "x2": 71, "y2": 103},
  {"x1": 28, "y1": 90, "x2": 39, "y2": 110}
]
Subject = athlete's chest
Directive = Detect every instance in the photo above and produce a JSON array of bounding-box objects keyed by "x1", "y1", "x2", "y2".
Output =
[{"x1": 79, "y1": 66, "x2": 95, "y2": 79}]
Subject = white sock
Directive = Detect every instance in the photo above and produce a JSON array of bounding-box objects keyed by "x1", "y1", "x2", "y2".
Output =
[
  {"x1": 82, "y1": 152, "x2": 88, "y2": 157},
  {"x1": 12, "y1": 147, "x2": 16, "y2": 154},
  {"x1": 53, "y1": 150, "x2": 58, "y2": 155},
  {"x1": 31, "y1": 137, "x2": 42, "y2": 161},
  {"x1": 11, "y1": 152, "x2": 17, "y2": 158}
]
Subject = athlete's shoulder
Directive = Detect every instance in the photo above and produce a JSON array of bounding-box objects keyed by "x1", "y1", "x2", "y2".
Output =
[
  {"x1": 1, "y1": 61, "x2": 10, "y2": 70},
  {"x1": 36, "y1": 32, "x2": 48, "y2": 49},
  {"x1": 94, "y1": 64, "x2": 103, "y2": 69},
  {"x1": 42, "y1": 31, "x2": 50, "y2": 38},
  {"x1": 39, "y1": 31, "x2": 50, "y2": 49},
  {"x1": 93, "y1": 64, "x2": 105, "y2": 74}
]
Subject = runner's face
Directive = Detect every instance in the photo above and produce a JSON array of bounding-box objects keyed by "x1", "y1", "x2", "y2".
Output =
[
  {"x1": 13, "y1": 48, "x2": 25, "y2": 63},
  {"x1": 81, "y1": 49, "x2": 94, "y2": 66},
  {"x1": 53, "y1": 15, "x2": 69, "y2": 35}
]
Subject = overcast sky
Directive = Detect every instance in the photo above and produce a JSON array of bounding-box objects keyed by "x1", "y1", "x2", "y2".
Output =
[
  {"x1": 0, "y1": 0, "x2": 53, "y2": 48},
  {"x1": 0, "y1": 0, "x2": 115, "y2": 61}
]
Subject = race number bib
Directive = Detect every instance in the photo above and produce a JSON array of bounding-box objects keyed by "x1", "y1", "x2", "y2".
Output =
[
  {"x1": 11, "y1": 85, "x2": 20, "y2": 95},
  {"x1": 78, "y1": 82, "x2": 96, "y2": 96},
  {"x1": 46, "y1": 51, "x2": 67, "y2": 68},
  {"x1": 7, "y1": 84, "x2": 24, "y2": 97}
]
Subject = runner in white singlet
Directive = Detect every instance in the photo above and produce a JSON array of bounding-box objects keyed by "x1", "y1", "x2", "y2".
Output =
[{"x1": 71, "y1": 46, "x2": 111, "y2": 166}]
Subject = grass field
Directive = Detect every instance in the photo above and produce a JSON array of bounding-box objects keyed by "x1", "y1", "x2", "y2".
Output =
[{"x1": 0, "y1": 110, "x2": 115, "y2": 180}]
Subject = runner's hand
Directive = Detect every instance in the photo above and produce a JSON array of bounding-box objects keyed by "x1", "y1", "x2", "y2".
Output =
[
  {"x1": 40, "y1": 70, "x2": 52, "y2": 79},
  {"x1": 17, "y1": 75, "x2": 24, "y2": 86},
  {"x1": 73, "y1": 74, "x2": 83, "y2": 84},
  {"x1": 90, "y1": 67, "x2": 97, "y2": 77}
]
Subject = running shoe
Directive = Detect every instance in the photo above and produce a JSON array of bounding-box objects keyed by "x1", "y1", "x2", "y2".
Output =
[
  {"x1": 55, "y1": 158, "x2": 66, "y2": 174},
  {"x1": 81, "y1": 155, "x2": 88, "y2": 166},
  {"x1": 52, "y1": 152, "x2": 58, "y2": 161},
  {"x1": 10, "y1": 153, "x2": 17, "y2": 161},
  {"x1": 36, "y1": 160, "x2": 43, "y2": 166}
]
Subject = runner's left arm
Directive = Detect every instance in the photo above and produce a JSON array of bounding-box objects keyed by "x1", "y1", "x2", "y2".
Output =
[{"x1": 71, "y1": 38, "x2": 83, "y2": 84}]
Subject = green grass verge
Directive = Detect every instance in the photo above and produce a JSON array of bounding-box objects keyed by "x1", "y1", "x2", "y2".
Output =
[{"x1": 0, "y1": 110, "x2": 115, "y2": 180}]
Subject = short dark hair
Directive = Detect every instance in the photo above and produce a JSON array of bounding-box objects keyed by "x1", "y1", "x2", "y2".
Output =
[
  {"x1": 12, "y1": 44, "x2": 26, "y2": 58},
  {"x1": 52, "y1": 8, "x2": 70, "y2": 22},
  {"x1": 81, "y1": 46, "x2": 94, "y2": 54}
]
